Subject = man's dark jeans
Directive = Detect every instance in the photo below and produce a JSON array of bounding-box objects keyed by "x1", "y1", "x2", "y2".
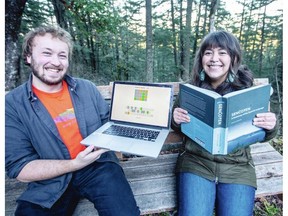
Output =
[{"x1": 15, "y1": 161, "x2": 140, "y2": 216}]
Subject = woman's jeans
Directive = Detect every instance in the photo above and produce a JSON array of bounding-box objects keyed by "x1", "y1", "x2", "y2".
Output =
[
  {"x1": 177, "y1": 172, "x2": 256, "y2": 216},
  {"x1": 15, "y1": 161, "x2": 140, "y2": 216}
]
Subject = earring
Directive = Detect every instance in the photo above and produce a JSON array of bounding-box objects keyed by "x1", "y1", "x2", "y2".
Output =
[
  {"x1": 226, "y1": 71, "x2": 235, "y2": 83},
  {"x1": 199, "y1": 70, "x2": 205, "y2": 81}
]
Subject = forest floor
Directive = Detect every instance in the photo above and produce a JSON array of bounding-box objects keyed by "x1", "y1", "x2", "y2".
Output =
[{"x1": 254, "y1": 194, "x2": 283, "y2": 216}]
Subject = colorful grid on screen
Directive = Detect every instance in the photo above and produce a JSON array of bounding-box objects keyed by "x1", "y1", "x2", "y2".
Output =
[{"x1": 134, "y1": 89, "x2": 148, "y2": 101}]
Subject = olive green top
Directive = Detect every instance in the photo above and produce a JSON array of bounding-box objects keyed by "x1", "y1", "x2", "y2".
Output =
[{"x1": 171, "y1": 95, "x2": 279, "y2": 188}]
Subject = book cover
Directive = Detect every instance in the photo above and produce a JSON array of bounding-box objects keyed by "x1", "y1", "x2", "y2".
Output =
[{"x1": 180, "y1": 83, "x2": 271, "y2": 154}]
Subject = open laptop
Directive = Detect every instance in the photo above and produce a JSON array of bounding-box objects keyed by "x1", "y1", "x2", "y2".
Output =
[{"x1": 81, "y1": 81, "x2": 174, "y2": 158}]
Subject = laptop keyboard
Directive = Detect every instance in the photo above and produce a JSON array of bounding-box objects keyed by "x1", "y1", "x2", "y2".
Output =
[{"x1": 103, "y1": 125, "x2": 160, "y2": 142}]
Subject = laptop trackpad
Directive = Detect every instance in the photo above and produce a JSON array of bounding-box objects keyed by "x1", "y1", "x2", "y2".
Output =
[
  {"x1": 108, "y1": 136, "x2": 134, "y2": 151},
  {"x1": 82, "y1": 133, "x2": 113, "y2": 149},
  {"x1": 88, "y1": 133, "x2": 134, "y2": 152}
]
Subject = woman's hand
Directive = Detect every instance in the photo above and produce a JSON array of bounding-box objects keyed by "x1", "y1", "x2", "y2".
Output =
[
  {"x1": 173, "y1": 107, "x2": 190, "y2": 125},
  {"x1": 253, "y1": 112, "x2": 277, "y2": 130}
]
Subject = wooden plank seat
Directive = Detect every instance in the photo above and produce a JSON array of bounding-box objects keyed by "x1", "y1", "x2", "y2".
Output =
[{"x1": 5, "y1": 141, "x2": 283, "y2": 216}]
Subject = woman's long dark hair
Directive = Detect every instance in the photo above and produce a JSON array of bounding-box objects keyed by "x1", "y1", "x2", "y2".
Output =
[{"x1": 191, "y1": 30, "x2": 254, "y2": 95}]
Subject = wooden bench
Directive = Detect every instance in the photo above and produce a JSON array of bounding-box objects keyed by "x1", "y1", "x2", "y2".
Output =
[
  {"x1": 5, "y1": 141, "x2": 283, "y2": 215},
  {"x1": 5, "y1": 79, "x2": 283, "y2": 215}
]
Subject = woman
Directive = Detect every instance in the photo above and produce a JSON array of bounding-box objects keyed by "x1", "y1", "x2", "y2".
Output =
[{"x1": 171, "y1": 30, "x2": 278, "y2": 216}]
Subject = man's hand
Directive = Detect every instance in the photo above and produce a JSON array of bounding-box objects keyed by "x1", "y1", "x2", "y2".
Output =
[
  {"x1": 73, "y1": 145, "x2": 108, "y2": 170},
  {"x1": 17, "y1": 146, "x2": 108, "y2": 183}
]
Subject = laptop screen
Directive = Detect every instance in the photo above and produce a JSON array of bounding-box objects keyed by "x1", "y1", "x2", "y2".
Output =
[{"x1": 110, "y1": 82, "x2": 173, "y2": 128}]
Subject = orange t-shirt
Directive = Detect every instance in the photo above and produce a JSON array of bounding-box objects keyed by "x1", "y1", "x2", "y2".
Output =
[{"x1": 33, "y1": 81, "x2": 86, "y2": 158}]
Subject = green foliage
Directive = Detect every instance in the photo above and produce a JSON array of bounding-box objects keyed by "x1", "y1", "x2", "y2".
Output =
[
  {"x1": 67, "y1": 0, "x2": 122, "y2": 34},
  {"x1": 263, "y1": 200, "x2": 280, "y2": 215},
  {"x1": 15, "y1": 0, "x2": 282, "y2": 87},
  {"x1": 270, "y1": 137, "x2": 283, "y2": 155},
  {"x1": 21, "y1": 0, "x2": 54, "y2": 31},
  {"x1": 13, "y1": 0, "x2": 282, "y2": 131},
  {"x1": 254, "y1": 196, "x2": 283, "y2": 216}
]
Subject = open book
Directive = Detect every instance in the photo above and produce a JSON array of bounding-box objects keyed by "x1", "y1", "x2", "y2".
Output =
[{"x1": 179, "y1": 83, "x2": 272, "y2": 155}]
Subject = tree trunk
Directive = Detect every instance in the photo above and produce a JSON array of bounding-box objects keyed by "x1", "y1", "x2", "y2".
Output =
[
  {"x1": 209, "y1": 0, "x2": 219, "y2": 32},
  {"x1": 170, "y1": 0, "x2": 178, "y2": 73},
  {"x1": 50, "y1": 0, "x2": 68, "y2": 29},
  {"x1": 179, "y1": 0, "x2": 184, "y2": 81},
  {"x1": 87, "y1": 14, "x2": 97, "y2": 73},
  {"x1": 238, "y1": 0, "x2": 247, "y2": 42},
  {"x1": 5, "y1": 0, "x2": 27, "y2": 91},
  {"x1": 146, "y1": 0, "x2": 153, "y2": 82},
  {"x1": 181, "y1": 0, "x2": 193, "y2": 81},
  {"x1": 258, "y1": 5, "x2": 267, "y2": 76},
  {"x1": 193, "y1": 0, "x2": 203, "y2": 58},
  {"x1": 202, "y1": 0, "x2": 208, "y2": 35},
  {"x1": 243, "y1": 1, "x2": 254, "y2": 50}
]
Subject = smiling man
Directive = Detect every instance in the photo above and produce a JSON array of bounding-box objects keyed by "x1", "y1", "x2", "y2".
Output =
[
  {"x1": 5, "y1": 25, "x2": 140, "y2": 216},
  {"x1": 27, "y1": 34, "x2": 69, "y2": 88}
]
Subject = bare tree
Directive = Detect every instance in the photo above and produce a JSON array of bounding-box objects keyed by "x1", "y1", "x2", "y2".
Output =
[
  {"x1": 50, "y1": 0, "x2": 68, "y2": 29},
  {"x1": 193, "y1": 0, "x2": 204, "y2": 57},
  {"x1": 146, "y1": 0, "x2": 153, "y2": 82},
  {"x1": 180, "y1": 0, "x2": 193, "y2": 81},
  {"x1": 209, "y1": 0, "x2": 219, "y2": 32},
  {"x1": 179, "y1": 0, "x2": 184, "y2": 81},
  {"x1": 202, "y1": 0, "x2": 209, "y2": 35},
  {"x1": 258, "y1": 4, "x2": 267, "y2": 75},
  {"x1": 5, "y1": 0, "x2": 28, "y2": 91},
  {"x1": 170, "y1": 0, "x2": 178, "y2": 71}
]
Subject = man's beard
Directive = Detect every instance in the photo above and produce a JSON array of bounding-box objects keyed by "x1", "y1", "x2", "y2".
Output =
[
  {"x1": 32, "y1": 68, "x2": 65, "y2": 85},
  {"x1": 30, "y1": 61, "x2": 67, "y2": 86}
]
